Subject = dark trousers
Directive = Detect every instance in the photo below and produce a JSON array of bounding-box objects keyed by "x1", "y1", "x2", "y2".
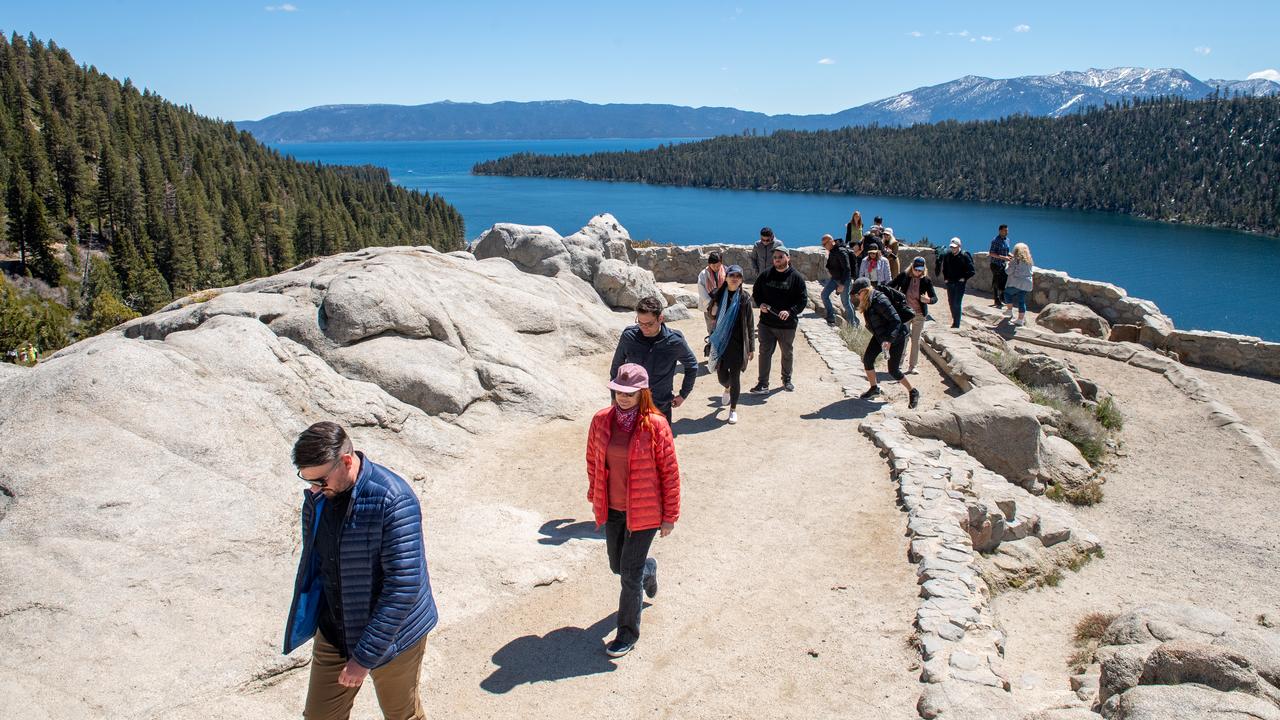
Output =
[
  {"x1": 716, "y1": 363, "x2": 742, "y2": 408},
  {"x1": 757, "y1": 323, "x2": 796, "y2": 385},
  {"x1": 990, "y1": 264, "x2": 1008, "y2": 305},
  {"x1": 604, "y1": 509, "x2": 658, "y2": 645},
  {"x1": 656, "y1": 401, "x2": 673, "y2": 429},
  {"x1": 862, "y1": 332, "x2": 908, "y2": 381},
  {"x1": 945, "y1": 281, "x2": 967, "y2": 327}
]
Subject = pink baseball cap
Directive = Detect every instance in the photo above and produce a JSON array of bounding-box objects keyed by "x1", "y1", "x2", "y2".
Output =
[{"x1": 608, "y1": 363, "x2": 649, "y2": 392}]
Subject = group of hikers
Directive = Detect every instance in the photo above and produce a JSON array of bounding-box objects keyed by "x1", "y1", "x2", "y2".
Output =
[{"x1": 283, "y1": 215, "x2": 1037, "y2": 719}]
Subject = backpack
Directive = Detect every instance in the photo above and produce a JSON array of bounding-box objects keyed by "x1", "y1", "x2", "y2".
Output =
[{"x1": 878, "y1": 284, "x2": 916, "y2": 324}]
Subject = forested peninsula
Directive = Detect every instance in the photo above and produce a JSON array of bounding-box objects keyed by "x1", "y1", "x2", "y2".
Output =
[
  {"x1": 475, "y1": 95, "x2": 1279, "y2": 237},
  {"x1": 1, "y1": 33, "x2": 463, "y2": 358}
]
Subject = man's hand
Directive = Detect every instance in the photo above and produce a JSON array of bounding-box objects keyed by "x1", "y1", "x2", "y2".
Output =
[
  {"x1": 672, "y1": 395, "x2": 685, "y2": 408},
  {"x1": 659, "y1": 522, "x2": 675, "y2": 538},
  {"x1": 759, "y1": 304, "x2": 771, "y2": 314},
  {"x1": 777, "y1": 310, "x2": 791, "y2": 321},
  {"x1": 836, "y1": 285, "x2": 844, "y2": 293},
  {"x1": 338, "y1": 658, "x2": 370, "y2": 688}
]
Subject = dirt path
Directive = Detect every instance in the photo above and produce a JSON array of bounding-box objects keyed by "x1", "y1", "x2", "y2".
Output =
[
  {"x1": 988, "y1": 342, "x2": 1280, "y2": 699},
  {"x1": 235, "y1": 312, "x2": 922, "y2": 719}
]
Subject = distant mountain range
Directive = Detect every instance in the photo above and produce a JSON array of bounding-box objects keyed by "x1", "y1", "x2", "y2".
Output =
[{"x1": 236, "y1": 67, "x2": 1280, "y2": 143}]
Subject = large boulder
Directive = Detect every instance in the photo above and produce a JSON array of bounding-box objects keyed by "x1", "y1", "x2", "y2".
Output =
[
  {"x1": 471, "y1": 223, "x2": 573, "y2": 278},
  {"x1": 1101, "y1": 684, "x2": 1280, "y2": 720},
  {"x1": 1015, "y1": 354, "x2": 1086, "y2": 406},
  {"x1": 1098, "y1": 643, "x2": 1159, "y2": 703},
  {"x1": 1036, "y1": 302, "x2": 1112, "y2": 339},
  {"x1": 1101, "y1": 604, "x2": 1237, "y2": 647},
  {"x1": 1139, "y1": 640, "x2": 1280, "y2": 704},
  {"x1": 594, "y1": 258, "x2": 663, "y2": 310}
]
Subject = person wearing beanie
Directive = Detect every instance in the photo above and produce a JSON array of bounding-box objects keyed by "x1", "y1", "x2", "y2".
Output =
[
  {"x1": 889, "y1": 256, "x2": 938, "y2": 373},
  {"x1": 851, "y1": 278, "x2": 920, "y2": 408},
  {"x1": 750, "y1": 246, "x2": 808, "y2": 394},
  {"x1": 586, "y1": 363, "x2": 681, "y2": 658},
  {"x1": 934, "y1": 237, "x2": 975, "y2": 328},
  {"x1": 696, "y1": 251, "x2": 727, "y2": 336}
]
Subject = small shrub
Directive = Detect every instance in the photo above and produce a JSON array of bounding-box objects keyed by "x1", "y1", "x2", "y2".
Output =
[
  {"x1": 188, "y1": 289, "x2": 221, "y2": 304},
  {"x1": 1047, "y1": 480, "x2": 1105, "y2": 506},
  {"x1": 839, "y1": 323, "x2": 872, "y2": 355},
  {"x1": 1042, "y1": 569, "x2": 1063, "y2": 587},
  {"x1": 1067, "y1": 646, "x2": 1095, "y2": 673},
  {"x1": 983, "y1": 349, "x2": 1022, "y2": 377},
  {"x1": 630, "y1": 238, "x2": 675, "y2": 249},
  {"x1": 1095, "y1": 396, "x2": 1124, "y2": 431},
  {"x1": 1073, "y1": 612, "x2": 1119, "y2": 644}
]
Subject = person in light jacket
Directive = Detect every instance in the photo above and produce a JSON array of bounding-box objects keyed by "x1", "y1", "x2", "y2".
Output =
[
  {"x1": 1002, "y1": 242, "x2": 1035, "y2": 327},
  {"x1": 696, "y1": 252, "x2": 727, "y2": 336},
  {"x1": 586, "y1": 364, "x2": 681, "y2": 658},
  {"x1": 858, "y1": 247, "x2": 891, "y2": 286}
]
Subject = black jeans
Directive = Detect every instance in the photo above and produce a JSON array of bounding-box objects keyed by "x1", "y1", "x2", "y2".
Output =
[
  {"x1": 716, "y1": 363, "x2": 742, "y2": 408},
  {"x1": 862, "y1": 332, "x2": 908, "y2": 381},
  {"x1": 990, "y1": 264, "x2": 1008, "y2": 305},
  {"x1": 757, "y1": 323, "x2": 796, "y2": 385},
  {"x1": 604, "y1": 509, "x2": 658, "y2": 645},
  {"x1": 945, "y1": 281, "x2": 967, "y2": 327}
]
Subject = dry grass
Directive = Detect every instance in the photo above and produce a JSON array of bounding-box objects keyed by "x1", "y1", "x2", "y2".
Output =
[
  {"x1": 839, "y1": 323, "x2": 873, "y2": 356},
  {"x1": 1047, "y1": 480, "x2": 1105, "y2": 506},
  {"x1": 630, "y1": 239, "x2": 675, "y2": 249},
  {"x1": 1067, "y1": 611, "x2": 1120, "y2": 672}
]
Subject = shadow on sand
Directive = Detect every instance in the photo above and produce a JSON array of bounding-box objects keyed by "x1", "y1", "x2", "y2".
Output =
[
  {"x1": 537, "y1": 519, "x2": 603, "y2": 546},
  {"x1": 481, "y1": 613, "x2": 639, "y2": 693}
]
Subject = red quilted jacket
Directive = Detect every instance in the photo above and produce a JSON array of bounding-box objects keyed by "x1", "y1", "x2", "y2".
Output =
[{"x1": 585, "y1": 407, "x2": 681, "y2": 531}]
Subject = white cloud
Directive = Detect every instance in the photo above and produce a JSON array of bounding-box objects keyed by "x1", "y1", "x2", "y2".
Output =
[
  {"x1": 908, "y1": 31, "x2": 923, "y2": 38},
  {"x1": 969, "y1": 37, "x2": 977, "y2": 43},
  {"x1": 818, "y1": 58, "x2": 836, "y2": 65},
  {"x1": 980, "y1": 36, "x2": 996, "y2": 42},
  {"x1": 1194, "y1": 46, "x2": 1211, "y2": 55},
  {"x1": 947, "y1": 30, "x2": 971, "y2": 37},
  {"x1": 1014, "y1": 24, "x2": 1031, "y2": 32},
  {"x1": 265, "y1": 3, "x2": 297, "y2": 11},
  {"x1": 1247, "y1": 69, "x2": 1280, "y2": 82}
]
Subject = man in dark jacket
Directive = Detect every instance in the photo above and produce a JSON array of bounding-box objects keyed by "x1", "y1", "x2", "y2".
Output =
[
  {"x1": 285, "y1": 421, "x2": 437, "y2": 720},
  {"x1": 935, "y1": 237, "x2": 976, "y2": 328},
  {"x1": 751, "y1": 246, "x2": 808, "y2": 393},
  {"x1": 820, "y1": 233, "x2": 856, "y2": 327},
  {"x1": 989, "y1": 224, "x2": 1012, "y2": 308},
  {"x1": 610, "y1": 295, "x2": 698, "y2": 427}
]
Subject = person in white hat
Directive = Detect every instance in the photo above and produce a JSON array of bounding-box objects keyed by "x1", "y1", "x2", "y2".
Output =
[{"x1": 934, "y1": 237, "x2": 975, "y2": 328}]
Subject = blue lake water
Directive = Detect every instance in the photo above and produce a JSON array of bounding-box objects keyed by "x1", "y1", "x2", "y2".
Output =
[{"x1": 275, "y1": 139, "x2": 1280, "y2": 341}]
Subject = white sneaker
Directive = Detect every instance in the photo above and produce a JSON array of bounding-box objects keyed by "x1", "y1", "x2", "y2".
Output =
[
  {"x1": 1003, "y1": 306, "x2": 1013, "y2": 317},
  {"x1": 720, "y1": 390, "x2": 731, "y2": 406},
  {"x1": 1014, "y1": 318, "x2": 1026, "y2": 327},
  {"x1": 727, "y1": 410, "x2": 738, "y2": 424}
]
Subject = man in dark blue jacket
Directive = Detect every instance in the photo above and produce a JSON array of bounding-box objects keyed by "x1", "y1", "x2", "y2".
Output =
[
  {"x1": 285, "y1": 421, "x2": 437, "y2": 720},
  {"x1": 935, "y1": 237, "x2": 976, "y2": 328},
  {"x1": 610, "y1": 295, "x2": 698, "y2": 428}
]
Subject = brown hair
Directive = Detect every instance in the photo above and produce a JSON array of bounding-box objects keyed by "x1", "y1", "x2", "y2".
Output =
[
  {"x1": 636, "y1": 295, "x2": 664, "y2": 318},
  {"x1": 293, "y1": 421, "x2": 352, "y2": 468}
]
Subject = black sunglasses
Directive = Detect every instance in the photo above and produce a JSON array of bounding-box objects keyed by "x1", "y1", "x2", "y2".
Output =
[{"x1": 297, "y1": 457, "x2": 343, "y2": 486}]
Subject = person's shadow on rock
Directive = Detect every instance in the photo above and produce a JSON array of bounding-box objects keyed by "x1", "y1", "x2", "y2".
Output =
[
  {"x1": 537, "y1": 519, "x2": 603, "y2": 546},
  {"x1": 480, "y1": 614, "x2": 619, "y2": 693}
]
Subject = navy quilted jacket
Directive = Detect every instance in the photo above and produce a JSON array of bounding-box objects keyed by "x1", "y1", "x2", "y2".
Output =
[{"x1": 283, "y1": 453, "x2": 438, "y2": 668}]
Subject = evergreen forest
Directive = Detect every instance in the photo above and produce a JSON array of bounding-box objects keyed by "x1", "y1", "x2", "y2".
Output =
[
  {"x1": 476, "y1": 95, "x2": 1279, "y2": 238},
  {"x1": 0, "y1": 33, "x2": 464, "y2": 361}
]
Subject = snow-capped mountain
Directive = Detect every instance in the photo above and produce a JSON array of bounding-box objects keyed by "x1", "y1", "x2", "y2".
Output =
[
  {"x1": 823, "y1": 67, "x2": 1277, "y2": 127},
  {"x1": 237, "y1": 67, "x2": 1280, "y2": 142}
]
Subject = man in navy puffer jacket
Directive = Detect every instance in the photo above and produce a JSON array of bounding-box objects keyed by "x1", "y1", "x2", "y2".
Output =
[{"x1": 284, "y1": 421, "x2": 437, "y2": 719}]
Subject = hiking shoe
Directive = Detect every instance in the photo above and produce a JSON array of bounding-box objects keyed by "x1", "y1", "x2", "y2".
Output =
[
  {"x1": 727, "y1": 410, "x2": 738, "y2": 424},
  {"x1": 909, "y1": 388, "x2": 921, "y2": 409},
  {"x1": 826, "y1": 318, "x2": 837, "y2": 326},
  {"x1": 605, "y1": 638, "x2": 635, "y2": 658},
  {"x1": 750, "y1": 382, "x2": 769, "y2": 394},
  {"x1": 783, "y1": 381, "x2": 795, "y2": 392},
  {"x1": 720, "y1": 389, "x2": 731, "y2": 406},
  {"x1": 859, "y1": 386, "x2": 882, "y2": 400},
  {"x1": 1003, "y1": 306, "x2": 1013, "y2": 317},
  {"x1": 643, "y1": 558, "x2": 658, "y2": 598},
  {"x1": 1013, "y1": 318, "x2": 1026, "y2": 327}
]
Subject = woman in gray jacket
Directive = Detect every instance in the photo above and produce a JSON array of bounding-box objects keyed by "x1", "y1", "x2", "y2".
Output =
[{"x1": 1002, "y1": 243, "x2": 1034, "y2": 327}]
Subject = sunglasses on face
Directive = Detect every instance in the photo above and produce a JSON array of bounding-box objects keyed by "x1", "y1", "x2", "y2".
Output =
[{"x1": 297, "y1": 457, "x2": 343, "y2": 486}]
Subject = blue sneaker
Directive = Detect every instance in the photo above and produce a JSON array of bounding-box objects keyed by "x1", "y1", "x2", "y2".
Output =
[
  {"x1": 643, "y1": 558, "x2": 658, "y2": 599},
  {"x1": 606, "y1": 638, "x2": 635, "y2": 658}
]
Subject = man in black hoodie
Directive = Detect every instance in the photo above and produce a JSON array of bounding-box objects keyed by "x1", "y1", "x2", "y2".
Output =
[{"x1": 751, "y1": 247, "x2": 808, "y2": 393}]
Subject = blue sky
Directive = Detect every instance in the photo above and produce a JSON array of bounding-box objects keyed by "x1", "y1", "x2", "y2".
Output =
[{"x1": 3, "y1": 1, "x2": 1277, "y2": 121}]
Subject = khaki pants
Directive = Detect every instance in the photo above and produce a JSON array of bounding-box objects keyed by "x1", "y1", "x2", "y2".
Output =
[
  {"x1": 304, "y1": 633, "x2": 427, "y2": 720},
  {"x1": 908, "y1": 316, "x2": 926, "y2": 369}
]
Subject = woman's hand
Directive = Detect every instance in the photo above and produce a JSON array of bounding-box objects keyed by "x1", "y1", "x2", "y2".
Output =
[
  {"x1": 659, "y1": 522, "x2": 675, "y2": 538},
  {"x1": 881, "y1": 341, "x2": 891, "y2": 353}
]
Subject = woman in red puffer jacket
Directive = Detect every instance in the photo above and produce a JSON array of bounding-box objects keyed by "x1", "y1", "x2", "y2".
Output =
[{"x1": 585, "y1": 362, "x2": 681, "y2": 659}]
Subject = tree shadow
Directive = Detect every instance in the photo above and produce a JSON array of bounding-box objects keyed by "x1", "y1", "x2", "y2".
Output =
[
  {"x1": 480, "y1": 613, "x2": 621, "y2": 693},
  {"x1": 537, "y1": 519, "x2": 603, "y2": 546}
]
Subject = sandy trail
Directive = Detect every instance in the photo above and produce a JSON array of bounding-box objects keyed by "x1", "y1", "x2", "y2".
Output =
[{"x1": 233, "y1": 311, "x2": 923, "y2": 719}]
